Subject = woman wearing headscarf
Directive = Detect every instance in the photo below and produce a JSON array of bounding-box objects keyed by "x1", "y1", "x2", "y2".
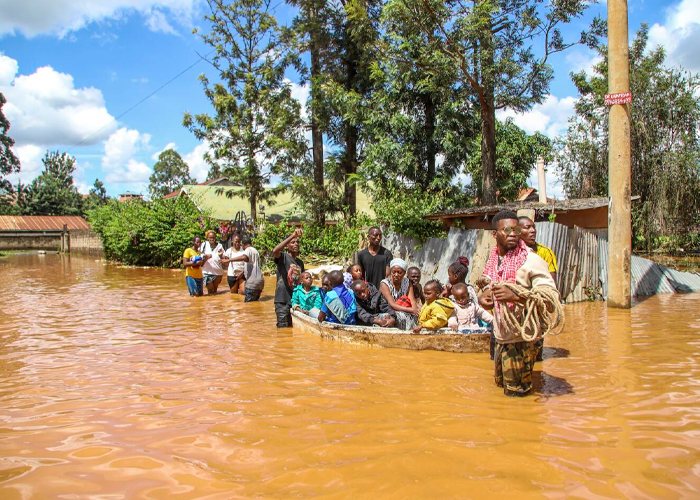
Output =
[
  {"x1": 201, "y1": 229, "x2": 225, "y2": 295},
  {"x1": 379, "y1": 258, "x2": 420, "y2": 330}
]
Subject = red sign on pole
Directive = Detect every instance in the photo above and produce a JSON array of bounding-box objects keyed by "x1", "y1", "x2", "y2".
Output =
[{"x1": 605, "y1": 91, "x2": 633, "y2": 106}]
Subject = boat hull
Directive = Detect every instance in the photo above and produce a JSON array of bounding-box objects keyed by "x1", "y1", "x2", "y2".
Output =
[{"x1": 291, "y1": 311, "x2": 490, "y2": 353}]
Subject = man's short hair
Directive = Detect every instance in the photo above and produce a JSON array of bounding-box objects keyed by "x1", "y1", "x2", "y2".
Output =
[
  {"x1": 492, "y1": 210, "x2": 519, "y2": 229},
  {"x1": 518, "y1": 215, "x2": 533, "y2": 224},
  {"x1": 241, "y1": 234, "x2": 252, "y2": 246},
  {"x1": 368, "y1": 226, "x2": 381, "y2": 235}
]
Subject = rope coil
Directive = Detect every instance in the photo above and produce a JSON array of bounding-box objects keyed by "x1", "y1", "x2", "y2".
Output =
[{"x1": 476, "y1": 278, "x2": 565, "y2": 342}]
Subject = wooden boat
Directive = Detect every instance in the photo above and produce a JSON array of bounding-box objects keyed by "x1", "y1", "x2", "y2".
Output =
[{"x1": 291, "y1": 310, "x2": 491, "y2": 353}]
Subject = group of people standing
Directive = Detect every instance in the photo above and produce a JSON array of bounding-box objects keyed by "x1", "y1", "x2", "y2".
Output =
[{"x1": 182, "y1": 211, "x2": 561, "y2": 397}]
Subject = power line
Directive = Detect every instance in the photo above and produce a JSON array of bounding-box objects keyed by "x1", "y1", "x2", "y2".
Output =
[{"x1": 67, "y1": 50, "x2": 214, "y2": 153}]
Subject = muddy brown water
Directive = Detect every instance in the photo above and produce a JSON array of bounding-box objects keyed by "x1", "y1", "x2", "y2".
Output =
[{"x1": 1, "y1": 253, "x2": 699, "y2": 499}]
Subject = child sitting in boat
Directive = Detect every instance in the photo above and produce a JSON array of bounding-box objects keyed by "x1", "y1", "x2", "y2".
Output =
[
  {"x1": 413, "y1": 280, "x2": 455, "y2": 333},
  {"x1": 291, "y1": 271, "x2": 323, "y2": 318},
  {"x1": 447, "y1": 282, "x2": 493, "y2": 333},
  {"x1": 352, "y1": 280, "x2": 396, "y2": 328},
  {"x1": 318, "y1": 270, "x2": 357, "y2": 325},
  {"x1": 407, "y1": 266, "x2": 425, "y2": 307}
]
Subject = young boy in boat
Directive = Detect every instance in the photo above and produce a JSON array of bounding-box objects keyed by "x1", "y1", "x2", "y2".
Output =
[
  {"x1": 272, "y1": 228, "x2": 304, "y2": 328},
  {"x1": 352, "y1": 280, "x2": 396, "y2": 328},
  {"x1": 291, "y1": 271, "x2": 323, "y2": 318},
  {"x1": 406, "y1": 266, "x2": 425, "y2": 307},
  {"x1": 413, "y1": 280, "x2": 455, "y2": 333},
  {"x1": 318, "y1": 270, "x2": 357, "y2": 325},
  {"x1": 448, "y1": 282, "x2": 493, "y2": 333}
]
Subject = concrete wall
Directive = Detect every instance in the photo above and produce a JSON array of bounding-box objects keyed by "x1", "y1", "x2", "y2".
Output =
[
  {"x1": 0, "y1": 229, "x2": 103, "y2": 255},
  {"x1": 0, "y1": 231, "x2": 62, "y2": 251},
  {"x1": 69, "y1": 230, "x2": 103, "y2": 255}
]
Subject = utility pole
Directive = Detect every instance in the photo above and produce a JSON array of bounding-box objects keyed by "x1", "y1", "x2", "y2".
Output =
[{"x1": 606, "y1": 0, "x2": 632, "y2": 308}]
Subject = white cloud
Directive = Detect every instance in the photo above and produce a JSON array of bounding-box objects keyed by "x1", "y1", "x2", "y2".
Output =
[
  {"x1": 182, "y1": 141, "x2": 211, "y2": 182},
  {"x1": 131, "y1": 77, "x2": 149, "y2": 84},
  {"x1": 648, "y1": 0, "x2": 700, "y2": 71},
  {"x1": 151, "y1": 141, "x2": 177, "y2": 161},
  {"x1": 101, "y1": 127, "x2": 152, "y2": 184},
  {"x1": 565, "y1": 50, "x2": 602, "y2": 78},
  {"x1": 0, "y1": 54, "x2": 118, "y2": 147},
  {"x1": 144, "y1": 9, "x2": 177, "y2": 35},
  {"x1": 496, "y1": 95, "x2": 576, "y2": 139},
  {"x1": 287, "y1": 80, "x2": 310, "y2": 119},
  {"x1": 0, "y1": 0, "x2": 200, "y2": 38}
]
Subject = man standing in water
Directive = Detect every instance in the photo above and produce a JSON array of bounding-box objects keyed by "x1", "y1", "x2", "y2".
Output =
[
  {"x1": 481, "y1": 210, "x2": 559, "y2": 397},
  {"x1": 357, "y1": 226, "x2": 393, "y2": 290},
  {"x1": 272, "y1": 228, "x2": 304, "y2": 327},
  {"x1": 518, "y1": 216, "x2": 558, "y2": 283},
  {"x1": 518, "y1": 215, "x2": 559, "y2": 361}
]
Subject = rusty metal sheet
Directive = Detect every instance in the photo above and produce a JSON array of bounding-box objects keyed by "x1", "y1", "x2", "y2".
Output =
[{"x1": 0, "y1": 216, "x2": 90, "y2": 231}]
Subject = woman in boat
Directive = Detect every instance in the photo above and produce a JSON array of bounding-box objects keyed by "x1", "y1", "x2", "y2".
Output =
[{"x1": 379, "y1": 258, "x2": 420, "y2": 331}]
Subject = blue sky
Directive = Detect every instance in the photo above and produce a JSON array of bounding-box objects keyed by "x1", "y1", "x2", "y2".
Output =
[{"x1": 0, "y1": 0, "x2": 698, "y2": 198}]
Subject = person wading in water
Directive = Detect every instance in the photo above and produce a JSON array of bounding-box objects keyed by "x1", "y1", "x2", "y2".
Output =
[
  {"x1": 479, "y1": 210, "x2": 561, "y2": 397},
  {"x1": 518, "y1": 215, "x2": 560, "y2": 361}
]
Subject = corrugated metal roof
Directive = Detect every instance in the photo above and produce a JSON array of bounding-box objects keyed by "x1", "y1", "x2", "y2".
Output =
[
  {"x1": 631, "y1": 255, "x2": 677, "y2": 295},
  {"x1": 426, "y1": 197, "x2": 609, "y2": 219},
  {"x1": 534, "y1": 222, "x2": 570, "y2": 291},
  {"x1": 0, "y1": 216, "x2": 91, "y2": 231},
  {"x1": 660, "y1": 267, "x2": 700, "y2": 293}
]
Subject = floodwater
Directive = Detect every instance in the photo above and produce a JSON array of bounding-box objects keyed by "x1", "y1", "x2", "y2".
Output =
[{"x1": 1, "y1": 253, "x2": 699, "y2": 499}]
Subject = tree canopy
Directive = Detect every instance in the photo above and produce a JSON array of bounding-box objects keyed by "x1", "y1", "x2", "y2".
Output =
[
  {"x1": 25, "y1": 151, "x2": 83, "y2": 216},
  {"x1": 148, "y1": 149, "x2": 194, "y2": 198}
]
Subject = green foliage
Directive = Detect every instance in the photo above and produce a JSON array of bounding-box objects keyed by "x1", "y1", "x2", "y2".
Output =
[
  {"x1": 184, "y1": 0, "x2": 309, "y2": 221},
  {"x1": 556, "y1": 25, "x2": 700, "y2": 251},
  {"x1": 370, "y1": 182, "x2": 463, "y2": 240},
  {"x1": 25, "y1": 151, "x2": 83, "y2": 216},
  {"x1": 391, "y1": 0, "x2": 602, "y2": 203},
  {"x1": 465, "y1": 119, "x2": 552, "y2": 201},
  {"x1": 148, "y1": 149, "x2": 194, "y2": 198},
  {"x1": 0, "y1": 92, "x2": 20, "y2": 192},
  {"x1": 254, "y1": 214, "x2": 374, "y2": 262},
  {"x1": 81, "y1": 179, "x2": 109, "y2": 214},
  {"x1": 87, "y1": 197, "x2": 217, "y2": 267}
]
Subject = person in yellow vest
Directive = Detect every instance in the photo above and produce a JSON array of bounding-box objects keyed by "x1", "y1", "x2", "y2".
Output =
[
  {"x1": 518, "y1": 216, "x2": 558, "y2": 283},
  {"x1": 518, "y1": 216, "x2": 559, "y2": 361}
]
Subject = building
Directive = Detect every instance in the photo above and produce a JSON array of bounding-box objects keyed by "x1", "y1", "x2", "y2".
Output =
[
  {"x1": 118, "y1": 192, "x2": 143, "y2": 202},
  {"x1": 425, "y1": 197, "x2": 611, "y2": 233}
]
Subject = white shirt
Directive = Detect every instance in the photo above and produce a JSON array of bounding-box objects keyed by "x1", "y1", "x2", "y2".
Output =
[
  {"x1": 201, "y1": 241, "x2": 224, "y2": 276},
  {"x1": 224, "y1": 246, "x2": 247, "y2": 276}
]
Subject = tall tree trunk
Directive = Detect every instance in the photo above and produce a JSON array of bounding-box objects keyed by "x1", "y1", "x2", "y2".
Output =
[
  {"x1": 421, "y1": 92, "x2": 436, "y2": 188},
  {"x1": 250, "y1": 190, "x2": 258, "y2": 222},
  {"x1": 480, "y1": 99, "x2": 497, "y2": 204},
  {"x1": 342, "y1": 53, "x2": 358, "y2": 217},
  {"x1": 309, "y1": 6, "x2": 325, "y2": 226}
]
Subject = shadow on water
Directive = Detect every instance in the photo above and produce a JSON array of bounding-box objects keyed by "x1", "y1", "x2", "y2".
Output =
[
  {"x1": 533, "y1": 371, "x2": 575, "y2": 398},
  {"x1": 542, "y1": 346, "x2": 570, "y2": 359}
]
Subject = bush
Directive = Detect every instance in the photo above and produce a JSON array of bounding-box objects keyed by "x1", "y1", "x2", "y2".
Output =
[
  {"x1": 254, "y1": 214, "x2": 375, "y2": 266},
  {"x1": 371, "y1": 184, "x2": 455, "y2": 241},
  {"x1": 88, "y1": 197, "x2": 218, "y2": 267}
]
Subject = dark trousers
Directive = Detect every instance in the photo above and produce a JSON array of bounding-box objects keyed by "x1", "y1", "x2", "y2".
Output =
[{"x1": 275, "y1": 302, "x2": 292, "y2": 328}]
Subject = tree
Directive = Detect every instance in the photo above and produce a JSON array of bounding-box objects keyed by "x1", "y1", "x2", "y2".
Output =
[
  {"x1": 184, "y1": 0, "x2": 309, "y2": 221},
  {"x1": 148, "y1": 149, "x2": 194, "y2": 198},
  {"x1": 25, "y1": 151, "x2": 82, "y2": 216},
  {"x1": 465, "y1": 119, "x2": 552, "y2": 201},
  {"x1": 0, "y1": 92, "x2": 20, "y2": 192},
  {"x1": 285, "y1": 0, "x2": 335, "y2": 225},
  {"x1": 556, "y1": 25, "x2": 700, "y2": 249},
  {"x1": 361, "y1": 0, "x2": 477, "y2": 191},
  {"x1": 83, "y1": 178, "x2": 109, "y2": 214},
  {"x1": 395, "y1": 0, "x2": 602, "y2": 204}
]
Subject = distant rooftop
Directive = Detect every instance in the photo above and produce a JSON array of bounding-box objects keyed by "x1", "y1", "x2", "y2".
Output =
[{"x1": 0, "y1": 215, "x2": 91, "y2": 231}]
